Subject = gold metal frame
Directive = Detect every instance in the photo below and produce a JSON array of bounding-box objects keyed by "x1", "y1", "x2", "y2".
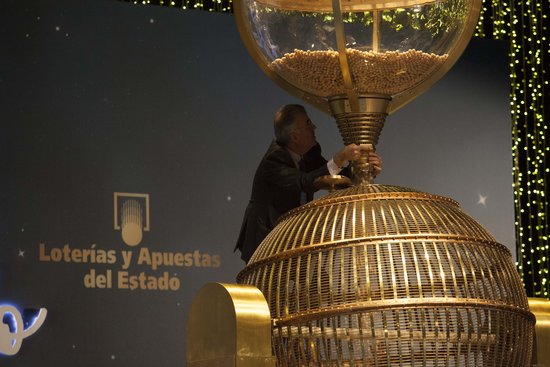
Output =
[
  {"x1": 231, "y1": 2, "x2": 531, "y2": 366},
  {"x1": 238, "y1": 184, "x2": 535, "y2": 366}
]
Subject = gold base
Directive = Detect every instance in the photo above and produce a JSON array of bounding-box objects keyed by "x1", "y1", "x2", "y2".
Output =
[
  {"x1": 313, "y1": 175, "x2": 352, "y2": 192},
  {"x1": 186, "y1": 283, "x2": 275, "y2": 367}
]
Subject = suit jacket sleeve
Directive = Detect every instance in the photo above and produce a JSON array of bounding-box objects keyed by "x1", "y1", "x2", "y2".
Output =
[{"x1": 259, "y1": 144, "x2": 329, "y2": 193}]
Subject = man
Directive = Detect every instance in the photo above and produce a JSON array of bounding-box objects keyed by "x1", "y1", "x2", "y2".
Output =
[{"x1": 235, "y1": 104, "x2": 382, "y2": 262}]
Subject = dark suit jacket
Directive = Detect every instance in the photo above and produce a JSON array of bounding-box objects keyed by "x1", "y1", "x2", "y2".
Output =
[{"x1": 235, "y1": 140, "x2": 329, "y2": 262}]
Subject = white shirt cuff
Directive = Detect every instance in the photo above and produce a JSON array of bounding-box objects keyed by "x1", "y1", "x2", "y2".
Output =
[{"x1": 327, "y1": 158, "x2": 344, "y2": 175}]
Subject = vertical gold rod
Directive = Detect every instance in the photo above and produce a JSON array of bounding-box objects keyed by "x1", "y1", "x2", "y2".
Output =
[
  {"x1": 352, "y1": 246, "x2": 359, "y2": 301},
  {"x1": 332, "y1": 0, "x2": 360, "y2": 112},
  {"x1": 373, "y1": 10, "x2": 380, "y2": 53},
  {"x1": 294, "y1": 256, "x2": 301, "y2": 312},
  {"x1": 305, "y1": 253, "x2": 312, "y2": 309}
]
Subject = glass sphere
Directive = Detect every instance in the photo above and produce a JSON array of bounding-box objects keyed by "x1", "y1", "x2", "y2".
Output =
[{"x1": 235, "y1": 0, "x2": 481, "y2": 112}]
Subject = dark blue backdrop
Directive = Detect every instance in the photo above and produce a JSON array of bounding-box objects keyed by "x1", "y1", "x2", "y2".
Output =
[{"x1": 0, "y1": 0, "x2": 511, "y2": 366}]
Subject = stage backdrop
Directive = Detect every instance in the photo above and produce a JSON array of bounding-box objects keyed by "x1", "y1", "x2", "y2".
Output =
[{"x1": 0, "y1": 0, "x2": 511, "y2": 366}]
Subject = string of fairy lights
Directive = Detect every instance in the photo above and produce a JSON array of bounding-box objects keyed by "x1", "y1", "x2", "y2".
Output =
[
  {"x1": 474, "y1": 0, "x2": 549, "y2": 298},
  {"x1": 121, "y1": 0, "x2": 549, "y2": 298},
  {"x1": 506, "y1": 0, "x2": 549, "y2": 298}
]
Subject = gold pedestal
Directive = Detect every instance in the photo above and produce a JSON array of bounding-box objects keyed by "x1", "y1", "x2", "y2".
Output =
[
  {"x1": 530, "y1": 298, "x2": 550, "y2": 367},
  {"x1": 186, "y1": 283, "x2": 275, "y2": 367}
]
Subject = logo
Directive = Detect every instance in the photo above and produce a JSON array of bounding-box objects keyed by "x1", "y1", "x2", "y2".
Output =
[
  {"x1": 38, "y1": 191, "x2": 221, "y2": 292},
  {"x1": 114, "y1": 193, "x2": 150, "y2": 247},
  {"x1": 0, "y1": 305, "x2": 47, "y2": 356}
]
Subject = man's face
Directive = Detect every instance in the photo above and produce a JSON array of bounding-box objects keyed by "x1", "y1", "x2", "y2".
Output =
[{"x1": 292, "y1": 113, "x2": 317, "y2": 155}]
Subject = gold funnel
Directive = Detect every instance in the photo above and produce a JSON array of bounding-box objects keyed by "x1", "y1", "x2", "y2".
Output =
[{"x1": 328, "y1": 94, "x2": 390, "y2": 184}]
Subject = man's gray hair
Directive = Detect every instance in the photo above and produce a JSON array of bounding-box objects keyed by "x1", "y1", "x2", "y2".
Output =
[{"x1": 274, "y1": 104, "x2": 306, "y2": 146}]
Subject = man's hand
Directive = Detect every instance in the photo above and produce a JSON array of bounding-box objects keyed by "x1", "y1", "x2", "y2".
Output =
[
  {"x1": 333, "y1": 144, "x2": 365, "y2": 167},
  {"x1": 368, "y1": 151, "x2": 382, "y2": 177},
  {"x1": 333, "y1": 144, "x2": 383, "y2": 176}
]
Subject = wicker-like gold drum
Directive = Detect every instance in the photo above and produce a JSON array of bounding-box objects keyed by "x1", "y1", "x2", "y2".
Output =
[{"x1": 237, "y1": 184, "x2": 535, "y2": 366}]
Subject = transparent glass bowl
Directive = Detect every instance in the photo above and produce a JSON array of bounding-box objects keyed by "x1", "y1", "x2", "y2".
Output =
[{"x1": 235, "y1": 0, "x2": 481, "y2": 112}]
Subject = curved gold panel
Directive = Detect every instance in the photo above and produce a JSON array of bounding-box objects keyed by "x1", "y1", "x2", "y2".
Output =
[{"x1": 186, "y1": 283, "x2": 275, "y2": 367}]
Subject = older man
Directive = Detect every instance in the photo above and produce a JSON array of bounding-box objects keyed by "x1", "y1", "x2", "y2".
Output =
[{"x1": 235, "y1": 104, "x2": 382, "y2": 262}]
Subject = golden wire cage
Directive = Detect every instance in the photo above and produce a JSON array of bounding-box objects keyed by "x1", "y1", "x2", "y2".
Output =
[{"x1": 237, "y1": 184, "x2": 535, "y2": 366}]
